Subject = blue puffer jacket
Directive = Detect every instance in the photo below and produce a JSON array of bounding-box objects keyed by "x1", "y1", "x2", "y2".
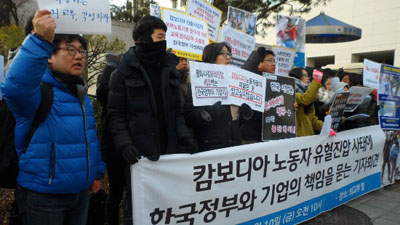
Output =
[{"x1": 0, "y1": 34, "x2": 105, "y2": 194}]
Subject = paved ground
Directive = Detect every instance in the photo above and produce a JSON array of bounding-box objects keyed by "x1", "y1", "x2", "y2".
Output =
[{"x1": 346, "y1": 181, "x2": 400, "y2": 225}]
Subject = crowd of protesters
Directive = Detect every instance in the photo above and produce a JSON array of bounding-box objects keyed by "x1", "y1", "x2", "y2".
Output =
[{"x1": 0, "y1": 9, "x2": 381, "y2": 225}]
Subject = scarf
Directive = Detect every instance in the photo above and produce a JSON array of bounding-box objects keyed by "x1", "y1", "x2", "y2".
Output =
[
  {"x1": 135, "y1": 40, "x2": 167, "y2": 66},
  {"x1": 294, "y1": 78, "x2": 308, "y2": 94},
  {"x1": 52, "y1": 70, "x2": 87, "y2": 101}
]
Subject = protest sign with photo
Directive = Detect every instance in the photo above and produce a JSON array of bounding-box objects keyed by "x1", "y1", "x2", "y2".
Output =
[
  {"x1": 363, "y1": 59, "x2": 381, "y2": 89},
  {"x1": 272, "y1": 46, "x2": 296, "y2": 76},
  {"x1": 37, "y1": 0, "x2": 111, "y2": 34},
  {"x1": 263, "y1": 75, "x2": 296, "y2": 141},
  {"x1": 378, "y1": 64, "x2": 400, "y2": 130},
  {"x1": 329, "y1": 92, "x2": 350, "y2": 131},
  {"x1": 276, "y1": 15, "x2": 305, "y2": 53},
  {"x1": 190, "y1": 61, "x2": 266, "y2": 112},
  {"x1": 0, "y1": 55, "x2": 4, "y2": 100},
  {"x1": 186, "y1": 0, "x2": 222, "y2": 42},
  {"x1": 189, "y1": 61, "x2": 230, "y2": 106},
  {"x1": 218, "y1": 26, "x2": 256, "y2": 67},
  {"x1": 344, "y1": 86, "x2": 373, "y2": 112},
  {"x1": 131, "y1": 125, "x2": 385, "y2": 225},
  {"x1": 162, "y1": 8, "x2": 209, "y2": 61},
  {"x1": 150, "y1": 4, "x2": 162, "y2": 18},
  {"x1": 227, "y1": 6, "x2": 257, "y2": 36}
]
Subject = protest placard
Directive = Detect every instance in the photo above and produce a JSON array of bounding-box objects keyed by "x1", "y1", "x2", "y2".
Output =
[
  {"x1": 189, "y1": 61, "x2": 230, "y2": 106},
  {"x1": 37, "y1": 0, "x2": 111, "y2": 34},
  {"x1": 131, "y1": 125, "x2": 385, "y2": 225},
  {"x1": 329, "y1": 92, "x2": 350, "y2": 131},
  {"x1": 186, "y1": 0, "x2": 222, "y2": 42},
  {"x1": 228, "y1": 67, "x2": 266, "y2": 112},
  {"x1": 272, "y1": 46, "x2": 296, "y2": 76},
  {"x1": 363, "y1": 59, "x2": 381, "y2": 89},
  {"x1": 0, "y1": 55, "x2": 4, "y2": 100},
  {"x1": 344, "y1": 86, "x2": 372, "y2": 112},
  {"x1": 276, "y1": 15, "x2": 305, "y2": 53},
  {"x1": 263, "y1": 75, "x2": 296, "y2": 140},
  {"x1": 227, "y1": 6, "x2": 257, "y2": 36},
  {"x1": 378, "y1": 64, "x2": 400, "y2": 130},
  {"x1": 218, "y1": 26, "x2": 256, "y2": 67},
  {"x1": 162, "y1": 8, "x2": 209, "y2": 61},
  {"x1": 150, "y1": 4, "x2": 162, "y2": 18},
  {"x1": 190, "y1": 62, "x2": 266, "y2": 112}
]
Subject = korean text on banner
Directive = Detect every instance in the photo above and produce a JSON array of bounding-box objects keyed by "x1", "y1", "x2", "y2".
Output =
[
  {"x1": 189, "y1": 61, "x2": 230, "y2": 106},
  {"x1": 263, "y1": 75, "x2": 296, "y2": 140},
  {"x1": 37, "y1": 0, "x2": 111, "y2": 34},
  {"x1": 131, "y1": 125, "x2": 385, "y2": 225},
  {"x1": 363, "y1": 59, "x2": 381, "y2": 89},
  {"x1": 276, "y1": 15, "x2": 306, "y2": 53},
  {"x1": 228, "y1": 67, "x2": 266, "y2": 112},
  {"x1": 273, "y1": 46, "x2": 296, "y2": 76},
  {"x1": 330, "y1": 92, "x2": 350, "y2": 131},
  {"x1": 186, "y1": 0, "x2": 222, "y2": 42},
  {"x1": 344, "y1": 86, "x2": 372, "y2": 112},
  {"x1": 378, "y1": 64, "x2": 400, "y2": 130},
  {"x1": 0, "y1": 55, "x2": 4, "y2": 100},
  {"x1": 163, "y1": 8, "x2": 208, "y2": 61},
  {"x1": 218, "y1": 26, "x2": 256, "y2": 67}
]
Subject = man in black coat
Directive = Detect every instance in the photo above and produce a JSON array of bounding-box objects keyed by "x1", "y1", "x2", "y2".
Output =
[{"x1": 106, "y1": 16, "x2": 198, "y2": 225}]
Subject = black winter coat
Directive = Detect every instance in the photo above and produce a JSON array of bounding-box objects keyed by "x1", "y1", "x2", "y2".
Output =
[{"x1": 107, "y1": 47, "x2": 191, "y2": 160}]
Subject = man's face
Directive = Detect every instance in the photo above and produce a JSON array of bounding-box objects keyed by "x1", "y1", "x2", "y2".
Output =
[
  {"x1": 48, "y1": 40, "x2": 85, "y2": 76},
  {"x1": 151, "y1": 28, "x2": 166, "y2": 42},
  {"x1": 258, "y1": 54, "x2": 276, "y2": 73},
  {"x1": 176, "y1": 58, "x2": 188, "y2": 70}
]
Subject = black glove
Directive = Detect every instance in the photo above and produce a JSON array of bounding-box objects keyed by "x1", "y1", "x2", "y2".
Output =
[
  {"x1": 240, "y1": 103, "x2": 253, "y2": 120},
  {"x1": 201, "y1": 101, "x2": 224, "y2": 123},
  {"x1": 121, "y1": 146, "x2": 140, "y2": 164},
  {"x1": 179, "y1": 137, "x2": 199, "y2": 154}
]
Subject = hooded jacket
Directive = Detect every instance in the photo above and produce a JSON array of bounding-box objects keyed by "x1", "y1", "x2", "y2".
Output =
[{"x1": 0, "y1": 35, "x2": 105, "y2": 194}]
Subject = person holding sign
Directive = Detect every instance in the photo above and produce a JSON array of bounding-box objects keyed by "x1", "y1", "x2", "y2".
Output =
[
  {"x1": 0, "y1": 10, "x2": 106, "y2": 225},
  {"x1": 106, "y1": 16, "x2": 198, "y2": 225},
  {"x1": 184, "y1": 42, "x2": 252, "y2": 151},
  {"x1": 289, "y1": 68, "x2": 323, "y2": 137}
]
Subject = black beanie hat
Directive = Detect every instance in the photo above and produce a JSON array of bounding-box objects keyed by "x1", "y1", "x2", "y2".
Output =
[{"x1": 132, "y1": 16, "x2": 167, "y2": 43}]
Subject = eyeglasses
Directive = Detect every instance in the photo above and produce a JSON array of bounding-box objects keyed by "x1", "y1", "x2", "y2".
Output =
[
  {"x1": 264, "y1": 59, "x2": 276, "y2": 64},
  {"x1": 219, "y1": 52, "x2": 232, "y2": 58},
  {"x1": 57, "y1": 46, "x2": 87, "y2": 57}
]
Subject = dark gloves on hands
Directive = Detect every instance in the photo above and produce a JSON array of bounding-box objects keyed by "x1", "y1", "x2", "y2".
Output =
[
  {"x1": 179, "y1": 137, "x2": 199, "y2": 154},
  {"x1": 240, "y1": 103, "x2": 253, "y2": 120},
  {"x1": 121, "y1": 146, "x2": 140, "y2": 164},
  {"x1": 201, "y1": 101, "x2": 224, "y2": 123}
]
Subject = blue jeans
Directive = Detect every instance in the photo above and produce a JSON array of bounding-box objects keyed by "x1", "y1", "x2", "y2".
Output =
[{"x1": 16, "y1": 186, "x2": 89, "y2": 225}]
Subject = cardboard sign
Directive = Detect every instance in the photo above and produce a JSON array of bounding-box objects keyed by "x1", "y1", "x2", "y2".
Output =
[
  {"x1": 344, "y1": 86, "x2": 372, "y2": 112},
  {"x1": 329, "y1": 92, "x2": 350, "y2": 131},
  {"x1": 227, "y1": 6, "x2": 257, "y2": 36},
  {"x1": 163, "y1": 8, "x2": 209, "y2": 61},
  {"x1": 262, "y1": 75, "x2": 296, "y2": 140},
  {"x1": 190, "y1": 61, "x2": 266, "y2": 112},
  {"x1": 186, "y1": 0, "x2": 222, "y2": 42},
  {"x1": 378, "y1": 64, "x2": 400, "y2": 130},
  {"x1": 272, "y1": 46, "x2": 296, "y2": 76},
  {"x1": 218, "y1": 26, "x2": 256, "y2": 67},
  {"x1": 276, "y1": 15, "x2": 305, "y2": 53},
  {"x1": 363, "y1": 59, "x2": 381, "y2": 89},
  {"x1": 37, "y1": 0, "x2": 111, "y2": 34}
]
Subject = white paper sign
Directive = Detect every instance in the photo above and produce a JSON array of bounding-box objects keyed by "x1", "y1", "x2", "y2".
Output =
[
  {"x1": 186, "y1": 0, "x2": 222, "y2": 42},
  {"x1": 363, "y1": 59, "x2": 381, "y2": 89},
  {"x1": 163, "y1": 8, "x2": 209, "y2": 61},
  {"x1": 131, "y1": 126, "x2": 385, "y2": 225},
  {"x1": 190, "y1": 61, "x2": 266, "y2": 112},
  {"x1": 0, "y1": 55, "x2": 4, "y2": 100},
  {"x1": 150, "y1": 4, "x2": 162, "y2": 18},
  {"x1": 37, "y1": 0, "x2": 111, "y2": 34},
  {"x1": 276, "y1": 15, "x2": 306, "y2": 53},
  {"x1": 344, "y1": 86, "x2": 373, "y2": 112},
  {"x1": 218, "y1": 26, "x2": 256, "y2": 67},
  {"x1": 273, "y1": 46, "x2": 296, "y2": 76}
]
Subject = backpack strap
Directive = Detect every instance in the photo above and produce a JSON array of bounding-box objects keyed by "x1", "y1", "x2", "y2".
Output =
[{"x1": 22, "y1": 83, "x2": 54, "y2": 154}]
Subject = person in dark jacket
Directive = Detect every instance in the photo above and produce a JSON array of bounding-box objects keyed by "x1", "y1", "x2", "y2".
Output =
[
  {"x1": 184, "y1": 42, "x2": 252, "y2": 151},
  {"x1": 1, "y1": 10, "x2": 105, "y2": 225},
  {"x1": 240, "y1": 47, "x2": 275, "y2": 143},
  {"x1": 96, "y1": 53, "x2": 125, "y2": 225},
  {"x1": 106, "y1": 16, "x2": 198, "y2": 225}
]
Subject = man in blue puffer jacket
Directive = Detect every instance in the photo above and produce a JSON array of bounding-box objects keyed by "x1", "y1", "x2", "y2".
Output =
[{"x1": 0, "y1": 10, "x2": 105, "y2": 225}]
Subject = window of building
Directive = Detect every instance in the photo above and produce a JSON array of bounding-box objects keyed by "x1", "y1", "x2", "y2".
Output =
[
  {"x1": 172, "y1": 0, "x2": 177, "y2": 8},
  {"x1": 181, "y1": 0, "x2": 187, "y2": 7}
]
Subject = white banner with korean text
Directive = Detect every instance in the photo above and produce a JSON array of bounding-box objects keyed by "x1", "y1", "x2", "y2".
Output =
[
  {"x1": 186, "y1": 0, "x2": 222, "y2": 42},
  {"x1": 162, "y1": 8, "x2": 209, "y2": 61},
  {"x1": 37, "y1": 0, "x2": 111, "y2": 34},
  {"x1": 131, "y1": 126, "x2": 385, "y2": 225},
  {"x1": 190, "y1": 61, "x2": 266, "y2": 112},
  {"x1": 272, "y1": 46, "x2": 296, "y2": 76},
  {"x1": 363, "y1": 59, "x2": 381, "y2": 89}
]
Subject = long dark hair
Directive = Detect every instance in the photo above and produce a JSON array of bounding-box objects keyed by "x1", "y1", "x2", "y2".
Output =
[{"x1": 202, "y1": 42, "x2": 231, "y2": 63}]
